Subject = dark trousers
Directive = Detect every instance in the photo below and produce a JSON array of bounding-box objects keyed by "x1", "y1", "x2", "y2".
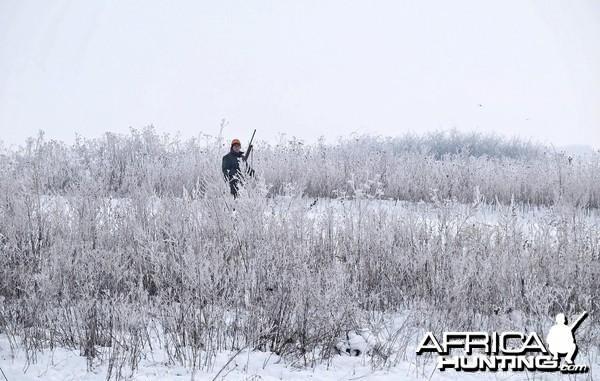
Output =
[{"x1": 229, "y1": 180, "x2": 239, "y2": 198}]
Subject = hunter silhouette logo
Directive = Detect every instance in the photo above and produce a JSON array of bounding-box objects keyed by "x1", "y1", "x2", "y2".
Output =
[
  {"x1": 546, "y1": 311, "x2": 587, "y2": 365},
  {"x1": 416, "y1": 311, "x2": 589, "y2": 373}
]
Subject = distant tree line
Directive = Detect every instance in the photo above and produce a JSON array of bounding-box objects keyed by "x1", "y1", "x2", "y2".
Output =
[{"x1": 1, "y1": 127, "x2": 598, "y2": 208}]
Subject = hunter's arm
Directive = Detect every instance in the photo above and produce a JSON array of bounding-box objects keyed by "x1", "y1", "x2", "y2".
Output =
[{"x1": 222, "y1": 156, "x2": 229, "y2": 179}]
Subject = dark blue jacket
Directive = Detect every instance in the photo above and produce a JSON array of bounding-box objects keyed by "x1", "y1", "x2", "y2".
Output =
[{"x1": 222, "y1": 149, "x2": 245, "y2": 182}]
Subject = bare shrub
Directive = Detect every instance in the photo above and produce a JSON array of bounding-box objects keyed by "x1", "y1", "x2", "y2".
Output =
[{"x1": 0, "y1": 128, "x2": 598, "y2": 379}]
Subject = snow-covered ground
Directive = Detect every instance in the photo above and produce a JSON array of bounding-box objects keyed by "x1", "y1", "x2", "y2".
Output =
[
  {"x1": 2, "y1": 332, "x2": 598, "y2": 381},
  {"x1": 2, "y1": 195, "x2": 598, "y2": 381}
]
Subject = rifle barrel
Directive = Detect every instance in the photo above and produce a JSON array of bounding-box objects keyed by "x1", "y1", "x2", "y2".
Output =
[
  {"x1": 569, "y1": 311, "x2": 588, "y2": 331},
  {"x1": 248, "y1": 129, "x2": 256, "y2": 146},
  {"x1": 243, "y1": 129, "x2": 257, "y2": 162}
]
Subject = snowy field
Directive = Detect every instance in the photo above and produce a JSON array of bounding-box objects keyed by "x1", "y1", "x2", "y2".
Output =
[
  {"x1": 1, "y1": 195, "x2": 599, "y2": 380},
  {"x1": 1, "y1": 131, "x2": 599, "y2": 380},
  {"x1": 2, "y1": 344, "x2": 597, "y2": 381},
  {"x1": 2, "y1": 306, "x2": 598, "y2": 381}
]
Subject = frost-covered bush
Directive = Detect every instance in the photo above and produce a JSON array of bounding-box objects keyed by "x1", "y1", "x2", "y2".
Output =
[
  {"x1": 0, "y1": 128, "x2": 599, "y2": 378},
  {"x1": 2, "y1": 127, "x2": 598, "y2": 207}
]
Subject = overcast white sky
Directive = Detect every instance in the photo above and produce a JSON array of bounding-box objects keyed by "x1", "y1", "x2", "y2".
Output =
[{"x1": 0, "y1": 0, "x2": 599, "y2": 148}]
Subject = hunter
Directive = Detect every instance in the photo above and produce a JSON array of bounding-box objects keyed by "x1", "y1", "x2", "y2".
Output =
[{"x1": 222, "y1": 138, "x2": 254, "y2": 197}]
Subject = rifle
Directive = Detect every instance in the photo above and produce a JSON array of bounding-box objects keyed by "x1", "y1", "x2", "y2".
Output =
[
  {"x1": 569, "y1": 311, "x2": 588, "y2": 331},
  {"x1": 243, "y1": 129, "x2": 256, "y2": 162}
]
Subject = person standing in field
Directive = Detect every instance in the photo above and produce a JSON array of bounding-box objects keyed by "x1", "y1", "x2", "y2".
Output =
[{"x1": 222, "y1": 138, "x2": 253, "y2": 197}]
